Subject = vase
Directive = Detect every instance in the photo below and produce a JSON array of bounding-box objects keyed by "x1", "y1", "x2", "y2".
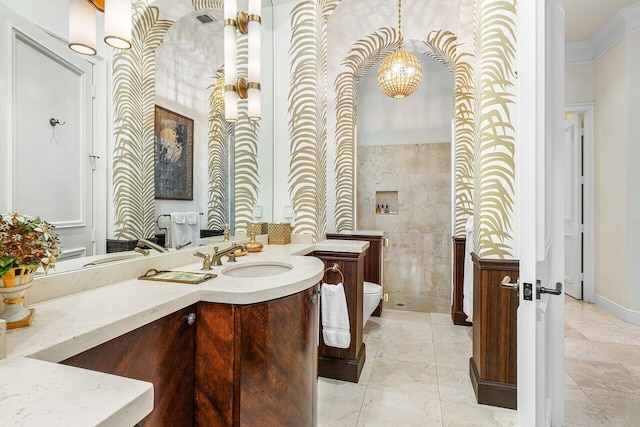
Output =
[{"x1": 0, "y1": 267, "x2": 36, "y2": 324}]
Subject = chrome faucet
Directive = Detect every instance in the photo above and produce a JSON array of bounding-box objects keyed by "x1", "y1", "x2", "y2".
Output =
[
  {"x1": 137, "y1": 238, "x2": 169, "y2": 253},
  {"x1": 211, "y1": 243, "x2": 247, "y2": 266}
]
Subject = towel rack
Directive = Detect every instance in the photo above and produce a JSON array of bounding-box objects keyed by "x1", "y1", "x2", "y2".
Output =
[
  {"x1": 324, "y1": 263, "x2": 345, "y2": 285},
  {"x1": 156, "y1": 212, "x2": 204, "y2": 228}
]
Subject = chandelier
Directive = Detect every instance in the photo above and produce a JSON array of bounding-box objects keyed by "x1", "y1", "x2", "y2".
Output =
[
  {"x1": 68, "y1": 0, "x2": 131, "y2": 56},
  {"x1": 377, "y1": 0, "x2": 423, "y2": 99}
]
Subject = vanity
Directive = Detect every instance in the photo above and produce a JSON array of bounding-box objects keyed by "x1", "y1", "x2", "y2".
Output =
[
  {"x1": 0, "y1": 241, "x2": 329, "y2": 426},
  {"x1": 1, "y1": 237, "x2": 374, "y2": 426}
]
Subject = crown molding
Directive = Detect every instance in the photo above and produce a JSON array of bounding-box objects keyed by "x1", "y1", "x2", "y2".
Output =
[
  {"x1": 565, "y1": 41, "x2": 593, "y2": 65},
  {"x1": 565, "y1": 2, "x2": 640, "y2": 65}
]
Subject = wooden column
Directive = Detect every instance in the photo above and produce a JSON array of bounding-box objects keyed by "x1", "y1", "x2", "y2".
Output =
[
  {"x1": 326, "y1": 233, "x2": 384, "y2": 316},
  {"x1": 313, "y1": 250, "x2": 365, "y2": 383},
  {"x1": 451, "y1": 236, "x2": 472, "y2": 326},
  {"x1": 469, "y1": 253, "x2": 519, "y2": 410}
]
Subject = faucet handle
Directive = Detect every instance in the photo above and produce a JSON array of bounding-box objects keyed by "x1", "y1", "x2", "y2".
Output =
[
  {"x1": 213, "y1": 246, "x2": 219, "y2": 254},
  {"x1": 193, "y1": 251, "x2": 208, "y2": 259}
]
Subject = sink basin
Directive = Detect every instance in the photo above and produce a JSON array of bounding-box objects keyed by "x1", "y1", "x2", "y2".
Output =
[{"x1": 221, "y1": 262, "x2": 293, "y2": 278}]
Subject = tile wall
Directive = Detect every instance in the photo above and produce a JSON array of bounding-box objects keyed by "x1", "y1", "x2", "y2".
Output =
[{"x1": 357, "y1": 143, "x2": 452, "y2": 311}]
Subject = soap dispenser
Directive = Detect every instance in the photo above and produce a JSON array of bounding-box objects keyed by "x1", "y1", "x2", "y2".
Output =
[
  {"x1": 223, "y1": 223, "x2": 230, "y2": 241},
  {"x1": 245, "y1": 223, "x2": 264, "y2": 253}
]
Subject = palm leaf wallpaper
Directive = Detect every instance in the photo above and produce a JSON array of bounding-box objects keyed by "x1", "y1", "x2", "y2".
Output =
[
  {"x1": 112, "y1": 0, "x2": 256, "y2": 239},
  {"x1": 288, "y1": 0, "x2": 327, "y2": 241},
  {"x1": 111, "y1": 0, "x2": 515, "y2": 257},
  {"x1": 112, "y1": 0, "x2": 172, "y2": 239},
  {"x1": 207, "y1": 68, "x2": 231, "y2": 230},
  {"x1": 333, "y1": 27, "x2": 398, "y2": 232},
  {"x1": 424, "y1": 30, "x2": 476, "y2": 239},
  {"x1": 473, "y1": 0, "x2": 517, "y2": 258},
  {"x1": 191, "y1": 0, "x2": 223, "y2": 9},
  {"x1": 423, "y1": 30, "x2": 457, "y2": 73}
]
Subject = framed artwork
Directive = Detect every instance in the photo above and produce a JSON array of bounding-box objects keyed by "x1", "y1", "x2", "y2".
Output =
[{"x1": 154, "y1": 105, "x2": 194, "y2": 200}]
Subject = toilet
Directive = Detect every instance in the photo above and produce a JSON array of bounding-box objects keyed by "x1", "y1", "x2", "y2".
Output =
[{"x1": 363, "y1": 281, "x2": 383, "y2": 325}]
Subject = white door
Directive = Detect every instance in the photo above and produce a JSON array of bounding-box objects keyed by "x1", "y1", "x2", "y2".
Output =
[
  {"x1": 564, "y1": 114, "x2": 582, "y2": 299},
  {"x1": 3, "y1": 15, "x2": 95, "y2": 261},
  {"x1": 516, "y1": 0, "x2": 565, "y2": 425}
]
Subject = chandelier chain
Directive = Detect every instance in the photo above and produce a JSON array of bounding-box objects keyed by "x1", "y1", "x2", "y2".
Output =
[{"x1": 398, "y1": 0, "x2": 402, "y2": 50}]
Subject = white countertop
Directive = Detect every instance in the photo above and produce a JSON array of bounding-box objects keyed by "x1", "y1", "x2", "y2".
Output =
[
  {"x1": 0, "y1": 239, "x2": 368, "y2": 426},
  {"x1": 329, "y1": 230, "x2": 385, "y2": 237}
]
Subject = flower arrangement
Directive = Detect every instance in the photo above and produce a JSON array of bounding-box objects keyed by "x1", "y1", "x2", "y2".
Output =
[{"x1": 0, "y1": 212, "x2": 61, "y2": 278}]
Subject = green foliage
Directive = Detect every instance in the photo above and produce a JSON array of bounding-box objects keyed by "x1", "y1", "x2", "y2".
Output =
[{"x1": 0, "y1": 212, "x2": 61, "y2": 277}]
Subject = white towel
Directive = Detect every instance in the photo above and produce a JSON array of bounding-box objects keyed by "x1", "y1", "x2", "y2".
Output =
[
  {"x1": 321, "y1": 282, "x2": 351, "y2": 348},
  {"x1": 170, "y1": 212, "x2": 189, "y2": 249},
  {"x1": 184, "y1": 211, "x2": 200, "y2": 248},
  {"x1": 463, "y1": 216, "x2": 474, "y2": 322}
]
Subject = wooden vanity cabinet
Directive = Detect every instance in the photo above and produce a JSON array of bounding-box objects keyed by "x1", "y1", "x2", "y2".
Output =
[
  {"x1": 326, "y1": 233, "x2": 384, "y2": 316},
  {"x1": 196, "y1": 285, "x2": 319, "y2": 426},
  {"x1": 313, "y1": 250, "x2": 366, "y2": 383},
  {"x1": 61, "y1": 286, "x2": 319, "y2": 427},
  {"x1": 62, "y1": 304, "x2": 197, "y2": 427}
]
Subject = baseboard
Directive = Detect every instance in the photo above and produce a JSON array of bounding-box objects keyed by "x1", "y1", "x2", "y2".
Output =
[
  {"x1": 318, "y1": 343, "x2": 366, "y2": 383},
  {"x1": 451, "y1": 307, "x2": 472, "y2": 326},
  {"x1": 469, "y1": 357, "x2": 517, "y2": 410},
  {"x1": 594, "y1": 294, "x2": 640, "y2": 325}
]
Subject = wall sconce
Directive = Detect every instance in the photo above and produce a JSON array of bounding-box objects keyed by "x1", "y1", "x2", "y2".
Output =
[
  {"x1": 224, "y1": 0, "x2": 261, "y2": 122},
  {"x1": 69, "y1": 0, "x2": 132, "y2": 56}
]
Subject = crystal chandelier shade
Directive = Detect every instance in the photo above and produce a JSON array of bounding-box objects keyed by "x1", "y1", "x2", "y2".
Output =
[{"x1": 377, "y1": 0, "x2": 423, "y2": 99}]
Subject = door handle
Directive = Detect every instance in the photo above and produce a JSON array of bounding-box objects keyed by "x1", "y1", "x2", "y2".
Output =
[
  {"x1": 501, "y1": 276, "x2": 533, "y2": 300},
  {"x1": 537, "y1": 281, "x2": 563, "y2": 299},
  {"x1": 185, "y1": 312, "x2": 196, "y2": 326},
  {"x1": 500, "y1": 276, "x2": 518, "y2": 291}
]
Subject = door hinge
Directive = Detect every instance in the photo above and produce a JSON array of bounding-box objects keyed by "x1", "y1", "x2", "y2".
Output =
[
  {"x1": 580, "y1": 127, "x2": 585, "y2": 136},
  {"x1": 580, "y1": 224, "x2": 584, "y2": 233},
  {"x1": 91, "y1": 229, "x2": 96, "y2": 243},
  {"x1": 91, "y1": 85, "x2": 96, "y2": 99}
]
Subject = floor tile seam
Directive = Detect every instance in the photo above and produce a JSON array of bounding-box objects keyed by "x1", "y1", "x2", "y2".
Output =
[
  {"x1": 362, "y1": 383, "x2": 443, "y2": 403},
  {"x1": 565, "y1": 383, "x2": 614, "y2": 423},
  {"x1": 566, "y1": 355, "x2": 639, "y2": 377},
  {"x1": 569, "y1": 319, "x2": 636, "y2": 340},
  {"x1": 353, "y1": 355, "x2": 378, "y2": 427},
  {"x1": 571, "y1": 373, "x2": 640, "y2": 395},
  {"x1": 431, "y1": 315, "x2": 447, "y2": 423},
  {"x1": 589, "y1": 340, "x2": 640, "y2": 371}
]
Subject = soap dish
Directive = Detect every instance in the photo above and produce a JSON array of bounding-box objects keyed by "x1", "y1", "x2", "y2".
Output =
[{"x1": 138, "y1": 269, "x2": 216, "y2": 284}]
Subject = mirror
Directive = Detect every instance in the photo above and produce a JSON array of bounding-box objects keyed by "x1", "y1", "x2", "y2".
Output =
[{"x1": 0, "y1": 0, "x2": 274, "y2": 275}]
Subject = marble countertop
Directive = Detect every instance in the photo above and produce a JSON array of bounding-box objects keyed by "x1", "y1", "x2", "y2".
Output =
[
  {"x1": 0, "y1": 239, "x2": 368, "y2": 426},
  {"x1": 327, "y1": 230, "x2": 385, "y2": 237}
]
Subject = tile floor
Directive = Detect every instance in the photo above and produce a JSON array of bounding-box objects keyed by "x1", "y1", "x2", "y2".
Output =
[
  {"x1": 318, "y1": 296, "x2": 640, "y2": 426},
  {"x1": 386, "y1": 293, "x2": 451, "y2": 314}
]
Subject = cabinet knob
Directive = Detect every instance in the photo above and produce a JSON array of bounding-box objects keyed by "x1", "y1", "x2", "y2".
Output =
[
  {"x1": 310, "y1": 294, "x2": 317, "y2": 304},
  {"x1": 186, "y1": 312, "x2": 196, "y2": 326}
]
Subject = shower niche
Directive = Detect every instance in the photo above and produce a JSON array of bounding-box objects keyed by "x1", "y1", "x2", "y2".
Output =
[{"x1": 375, "y1": 191, "x2": 398, "y2": 214}]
